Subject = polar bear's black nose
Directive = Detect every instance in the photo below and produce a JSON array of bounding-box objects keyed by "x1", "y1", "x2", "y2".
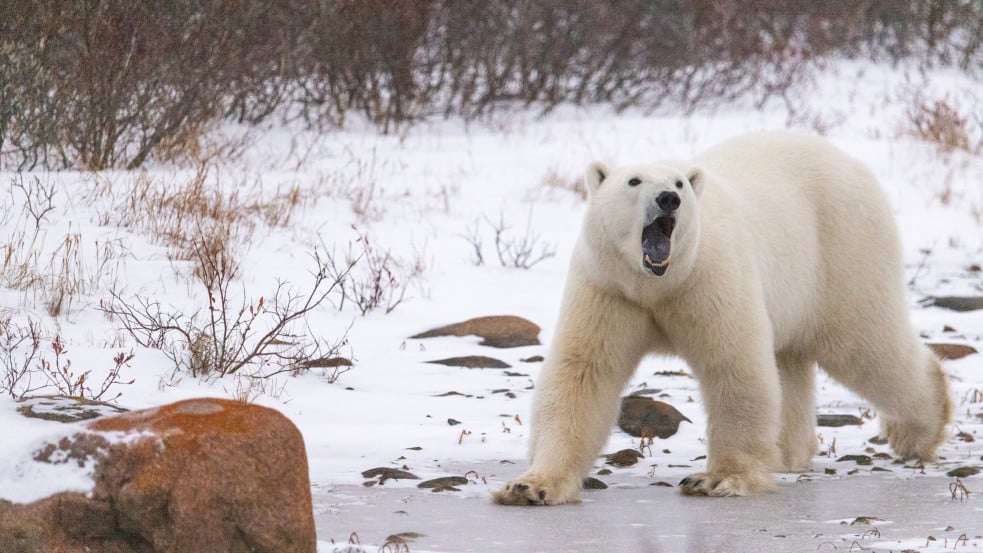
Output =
[{"x1": 656, "y1": 191, "x2": 681, "y2": 212}]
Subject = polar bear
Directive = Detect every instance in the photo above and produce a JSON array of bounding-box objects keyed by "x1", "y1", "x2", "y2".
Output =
[{"x1": 493, "y1": 131, "x2": 952, "y2": 505}]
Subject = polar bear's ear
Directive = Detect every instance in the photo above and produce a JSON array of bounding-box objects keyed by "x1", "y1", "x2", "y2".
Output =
[
  {"x1": 585, "y1": 162, "x2": 609, "y2": 195},
  {"x1": 687, "y1": 167, "x2": 704, "y2": 198}
]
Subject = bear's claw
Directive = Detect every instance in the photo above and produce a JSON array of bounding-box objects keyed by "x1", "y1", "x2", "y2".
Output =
[
  {"x1": 492, "y1": 473, "x2": 580, "y2": 506},
  {"x1": 678, "y1": 471, "x2": 775, "y2": 497}
]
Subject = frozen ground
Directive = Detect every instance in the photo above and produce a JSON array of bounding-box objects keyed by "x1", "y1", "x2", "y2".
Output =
[
  {"x1": 313, "y1": 470, "x2": 983, "y2": 553},
  {"x1": 1, "y1": 60, "x2": 982, "y2": 550}
]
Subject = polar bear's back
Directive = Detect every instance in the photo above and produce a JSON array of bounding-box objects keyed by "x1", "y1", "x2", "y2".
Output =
[{"x1": 694, "y1": 131, "x2": 905, "y2": 352}]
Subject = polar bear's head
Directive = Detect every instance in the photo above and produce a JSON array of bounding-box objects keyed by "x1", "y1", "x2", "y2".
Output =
[{"x1": 583, "y1": 162, "x2": 703, "y2": 277}]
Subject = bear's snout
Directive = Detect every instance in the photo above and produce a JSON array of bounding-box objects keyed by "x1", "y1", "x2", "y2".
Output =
[{"x1": 656, "y1": 191, "x2": 681, "y2": 212}]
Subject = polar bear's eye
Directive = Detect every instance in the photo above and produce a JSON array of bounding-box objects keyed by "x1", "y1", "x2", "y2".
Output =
[
  {"x1": 675, "y1": 180, "x2": 683, "y2": 189},
  {"x1": 628, "y1": 177, "x2": 641, "y2": 187}
]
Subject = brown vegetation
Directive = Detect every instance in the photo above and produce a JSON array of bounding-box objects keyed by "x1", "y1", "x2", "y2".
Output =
[{"x1": 3, "y1": 1, "x2": 982, "y2": 170}]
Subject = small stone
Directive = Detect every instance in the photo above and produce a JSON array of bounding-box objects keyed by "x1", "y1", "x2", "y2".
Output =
[
  {"x1": 427, "y1": 356, "x2": 511, "y2": 368},
  {"x1": 361, "y1": 467, "x2": 420, "y2": 480},
  {"x1": 447, "y1": 418, "x2": 462, "y2": 426},
  {"x1": 837, "y1": 455, "x2": 873, "y2": 465},
  {"x1": 299, "y1": 356, "x2": 352, "y2": 368},
  {"x1": 417, "y1": 476, "x2": 469, "y2": 489},
  {"x1": 927, "y1": 343, "x2": 978, "y2": 360},
  {"x1": 434, "y1": 391, "x2": 472, "y2": 397},
  {"x1": 520, "y1": 355, "x2": 544, "y2": 363},
  {"x1": 16, "y1": 395, "x2": 128, "y2": 423},
  {"x1": 596, "y1": 468, "x2": 612, "y2": 476},
  {"x1": 817, "y1": 414, "x2": 863, "y2": 427},
  {"x1": 606, "y1": 449, "x2": 644, "y2": 467},
  {"x1": 927, "y1": 296, "x2": 983, "y2": 312},
  {"x1": 582, "y1": 477, "x2": 608, "y2": 490},
  {"x1": 946, "y1": 466, "x2": 980, "y2": 478},
  {"x1": 628, "y1": 388, "x2": 663, "y2": 396}
]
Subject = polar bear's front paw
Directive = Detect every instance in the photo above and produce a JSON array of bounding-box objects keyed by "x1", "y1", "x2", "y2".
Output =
[
  {"x1": 492, "y1": 473, "x2": 581, "y2": 506},
  {"x1": 678, "y1": 470, "x2": 774, "y2": 497}
]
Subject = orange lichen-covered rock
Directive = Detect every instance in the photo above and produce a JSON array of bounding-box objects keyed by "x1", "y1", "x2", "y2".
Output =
[{"x1": 0, "y1": 398, "x2": 316, "y2": 553}]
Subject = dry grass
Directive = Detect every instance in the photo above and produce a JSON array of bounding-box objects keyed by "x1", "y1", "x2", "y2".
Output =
[
  {"x1": 541, "y1": 166, "x2": 587, "y2": 200},
  {"x1": 905, "y1": 93, "x2": 981, "y2": 155},
  {"x1": 1, "y1": 175, "x2": 129, "y2": 317}
]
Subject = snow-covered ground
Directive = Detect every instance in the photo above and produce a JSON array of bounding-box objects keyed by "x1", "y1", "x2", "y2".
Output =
[{"x1": 1, "y1": 60, "x2": 982, "y2": 549}]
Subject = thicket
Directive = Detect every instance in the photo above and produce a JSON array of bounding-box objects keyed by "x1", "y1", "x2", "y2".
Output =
[{"x1": 2, "y1": 0, "x2": 981, "y2": 170}]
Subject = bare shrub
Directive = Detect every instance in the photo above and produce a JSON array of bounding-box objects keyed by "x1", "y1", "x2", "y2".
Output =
[
  {"x1": 0, "y1": 2, "x2": 293, "y2": 170},
  {"x1": 325, "y1": 227, "x2": 426, "y2": 316},
  {"x1": 0, "y1": 316, "x2": 133, "y2": 400},
  {"x1": 464, "y1": 213, "x2": 556, "y2": 270},
  {"x1": 99, "y1": 247, "x2": 351, "y2": 380},
  {"x1": 4, "y1": 1, "x2": 983, "y2": 167},
  {"x1": 0, "y1": 317, "x2": 44, "y2": 398},
  {"x1": 905, "y1": 93, "x2": 980, "y2": 154}
]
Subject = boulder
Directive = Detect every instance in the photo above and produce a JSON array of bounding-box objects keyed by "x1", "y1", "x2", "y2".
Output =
[
  {"x1": 426, "y1": 355, "x2": 511, "y2": 368},
  {"x1": 927, "y1": 342, "x2": 978, "y2": 360},
  {"x1": 0, "y1": 398, "x2": 316, "y2": 553},
  {"x1": 16, "y1": 395, "x2": 128, "y2": 423},
  {"x1": 617, "y1": 396, "x2": 691, "y2": 438},
  {"x1": 411, "y1": 315, "x2": 540, "y2": 348}
]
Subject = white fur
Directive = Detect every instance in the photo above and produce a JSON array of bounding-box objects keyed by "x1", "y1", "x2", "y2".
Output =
[{"x1": 493, "y1": 131, "x2": 952, "y2": 505}]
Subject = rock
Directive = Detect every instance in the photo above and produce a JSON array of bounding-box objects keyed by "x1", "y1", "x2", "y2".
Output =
[
  {"x1": 617, "y1": 396, "x2": 691, "y2": 438},
  {"x1": 16, "y1": 395, "x2": 128, "y2": 423},
  {"x1": 927, "y1": 296, "x2": 983, "y2": 312},
  {"x1": 605, "y1": 448, "x2": 644, "y2": 467},
  {"x1": 426, "y1": 356, "x2": 511, "y2": 368},
  {"x1": 927, "y1": 342, "x2": 978, "y2": 360},
  {"x1": 817, "y1": 414, "x2": 863, "y2": 427},
  {"x1": 837, "y1": 454, "x2": 873, "y2": 465},
  {"x1": 361, "y1": 467, "x2": 420, "y2": 481},
  {"x1": 411, "y1": 315, "x2": 540, "y2": 348},
  {"x1": 582, "y1": 477, "x2": 608, "y2": 490},
  {"x1": 0, "y1": 398, "x2": 316, "y2": 553},
  {"x1": 868, "y1": 434, "x2": 888, "y2": 445},
  {"x1": 298, "y1": 356, "x2": 352, "y2": 368},
  {"x1": 520, "y1": 355, "x2": 544, "y2": 363},
  {"x1": 418, "y1": 476, "x2": 469, "y2": 489},
  {"x1": 946, "y1": 466, "x2": 980, "y2": 478}
]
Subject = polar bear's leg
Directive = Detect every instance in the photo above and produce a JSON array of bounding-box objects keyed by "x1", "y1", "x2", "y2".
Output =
[
  {"x1": 776, "y1": 354, "x2": 818, "y2": 472},
  {"x1": 819, "y1": 337, "x2": 951, "y2": 462},
  {"x1": 679, "y1": 356, "x2": 782, "y2": 496},
  {"x1": 493, "y1": 279, "x2": 654, "y2": 506}
]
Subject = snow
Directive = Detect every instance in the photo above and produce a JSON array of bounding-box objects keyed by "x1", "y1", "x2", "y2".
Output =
[{"x1": 1, "y1": 59, "x2": 982, "y2": 546}]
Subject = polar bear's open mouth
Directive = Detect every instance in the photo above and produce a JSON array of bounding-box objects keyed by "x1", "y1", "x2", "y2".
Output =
[{"x1": 641, "y1": 215, "x2": 675, "y2": 276}]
